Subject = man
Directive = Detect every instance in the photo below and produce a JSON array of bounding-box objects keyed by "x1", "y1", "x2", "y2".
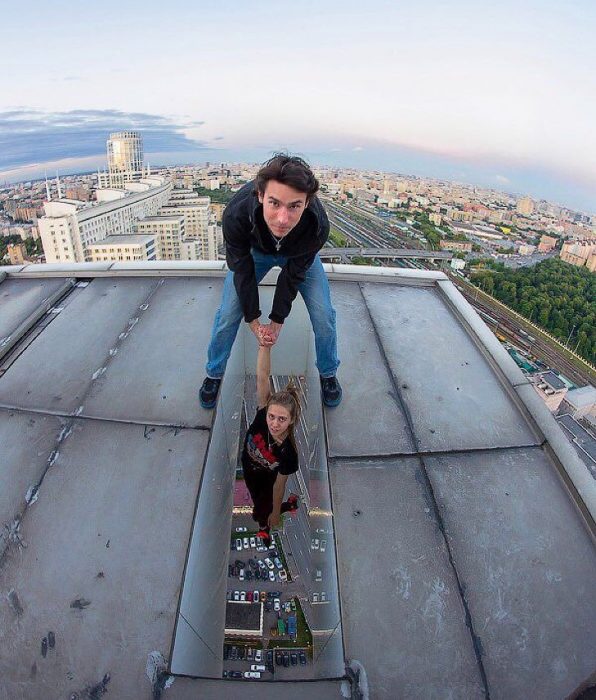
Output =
[{"x1": 199, "y1": 153, "x2": 341, "y2": 409}]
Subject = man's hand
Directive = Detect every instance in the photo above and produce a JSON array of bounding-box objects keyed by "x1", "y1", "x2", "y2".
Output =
[
  {"x1": 261, "y1": 321, "x2": 283, "y2": 345},
  {"x1": 248, "y1": 319, "x2": 274, "y2": 346},
  {"x1": 268, "y1": 512, "x2": 281, "y2": 529}
]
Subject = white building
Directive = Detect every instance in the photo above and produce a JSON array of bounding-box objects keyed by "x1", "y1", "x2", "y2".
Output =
[
  {"x1": 135, "y1": 216, "x2": 185, "y2": 260},
  {"x1": 38, "y1": 178, "x2": 172, "y2": 263},
  {"x1": 88, "y1": 234, "x2": 157, "y2": 262},
  {"x1": 98, "y1": 131, "x2": 150, "y2": 188}
]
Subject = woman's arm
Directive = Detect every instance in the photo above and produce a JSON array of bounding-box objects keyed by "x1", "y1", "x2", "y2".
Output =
[
  {"x1": 269, "y1": 473, "x2": 288, "y2": 528},
  {"x1": 256, "y1": 345, "x2": 271, "y2": 409}
]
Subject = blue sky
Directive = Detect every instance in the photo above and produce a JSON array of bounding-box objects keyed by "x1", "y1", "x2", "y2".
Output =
[{"x1": 1, "y1": 0, "x2": 594, "y2": 212}]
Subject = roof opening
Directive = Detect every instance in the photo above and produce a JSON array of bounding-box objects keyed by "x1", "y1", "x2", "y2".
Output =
[{"x1": 170, "y1": 294, "x2": 345, "y2": 680}]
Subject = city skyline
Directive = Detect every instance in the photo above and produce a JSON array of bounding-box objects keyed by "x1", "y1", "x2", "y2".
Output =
[{"x1": 1, "y1": 0, "x2": 595, "y2": 212}]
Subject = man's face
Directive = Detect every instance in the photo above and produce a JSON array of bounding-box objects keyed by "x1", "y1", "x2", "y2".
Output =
[{"x1": 258, "y1": 180, "x2": 308, "y2": 239}]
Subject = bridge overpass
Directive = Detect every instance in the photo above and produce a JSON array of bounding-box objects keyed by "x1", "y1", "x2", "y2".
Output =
[{"x1": 319, "y1": 247, "x2": 453, "y2": 262}]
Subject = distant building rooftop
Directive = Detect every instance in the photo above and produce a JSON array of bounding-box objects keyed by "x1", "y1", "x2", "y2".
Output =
[{"x1": 0, "y1": 262, "x2": 594, "y2": 699}]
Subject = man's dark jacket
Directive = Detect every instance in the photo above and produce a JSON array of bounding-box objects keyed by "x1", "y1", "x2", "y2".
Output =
[{"x1": 223, "y1": 181, "x2": 330, "y2": 324}]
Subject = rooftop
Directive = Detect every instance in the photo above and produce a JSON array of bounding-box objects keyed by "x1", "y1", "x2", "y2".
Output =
[{"x1": 0, "y1": 262, "x2": 595, "y2": 699}]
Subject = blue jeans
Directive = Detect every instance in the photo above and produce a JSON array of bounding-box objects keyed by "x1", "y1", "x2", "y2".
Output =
[{"x1": 206, "y1": 250, "x2": 339, "y2": 379}]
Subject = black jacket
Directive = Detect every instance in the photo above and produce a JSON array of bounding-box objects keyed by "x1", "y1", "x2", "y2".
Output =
[{"x1": 223, "y1": 181, "x2": 329, "y2": 324}]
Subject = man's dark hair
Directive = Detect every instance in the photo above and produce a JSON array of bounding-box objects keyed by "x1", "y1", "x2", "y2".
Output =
[{"x1": 255, "y1": 153, "x2": 319, "y2": 200}]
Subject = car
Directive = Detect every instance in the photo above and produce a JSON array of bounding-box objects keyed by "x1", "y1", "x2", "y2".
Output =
[
  {"x1": 254, "y1": 649, "x2": 262, "y2": 662},
  {"x1": 235, "y1": 539, "x2": 242, "y2": 551},
  {"x1": 275, "y1": 651, "x2": 283, "y2": 666},
  {"x1": 278, "y1": 569, "x2": 287, "y2": 581},
  {"x1": 320, "y1": 539, "x2": 327, "y2": 552},
  {"x1": 239, "y1": 569, "x2": 245, "y2": 581},
  {"x1": 273, "y1": 557, "x2": 282, "y2": 569},
  {"x1": 312, "y1": 538, "x2": 320, "y2": 550},
  {"x1": 269, "y1": 570, "x2": 276, "y2": 582},
  {"x1": 234, "y1": 559, "x2": 245, "y2": 569},
  {"x1": 235, "y1": 526, "x2": 247, "y2": 533},
  {"x1": 260, "y1": 591, "x2": 267, "y2": 603},
  {"x1": 249, "y1": 536, "x2": 256, "y2": 548},
  {"x1": 299, "y1": 651, "x2": 307, "y2": 665},
  {"x1": 291, "y1": 652, "x2": 298, "y2": 666},
  {"x1": 232, "y1": 671, "x2": 243, "y2": 679},
  {"x1": 233, "y1": 591, "x2": 240, "y2": 601},
  {"x1": 264, "y1": 558, "x2": 274, "y2": 570},
  {"x1": 238, "y1": 646, "x2": 245, "y2": 659},
  {"x1": 267, "y1": 650, "x2": 273, "y2": 667},
  {"x1": 229, "y1": 646, "x2": 237, "y2": 659},
  {"x1": 283, "y1": 652, "x2": 290, "y2": 667},
  {"x1": 228, "y1": 565, "x2": 233, "y2": 577},
  {"x1": 246, "y1": 570, "x2": 253, "y2": 581},
  {"x1": 251, "y1": 664, "x2": 266, "y2": 672},
  {"x1": 284, "y1": 602, "x2": 291, "y2": 613},
  {"x1": 257, "y1": 560, "x2": 266, "y2": 570},
  {"x1": 256, "y1": 544, "x2": 267, "y2": 552},
  {"x1": 226, "y1": 590, "x2": 232, "y2": 601},
  {"x1": 246, "y1": 591, "x2": 253, "y2": 602},
  {"x1": 265, "y1": 601, "x2": 272, "y2": 612},
  {"x1": 253, "y1": 590, "x2": 259, "y2": 602},
  {"x1": 243, "y1": 538, "x2": 249, "y2": 549},
  {"x1": 248, "y1": 558, "x2": 256, "y2": 568},
  {"x1": 222, "y1": 669, "x2": 228, "y2": 678},
  {"x1": 315, "y1": 569, "x2": 322, "y2": 582},
  {"x1": 273, "y1": 598, "x2": 281, "y2": 612},
  {"x1": 247, "y1": 647, "x2": 254, "y2": 659},
  {"x1": 321, "y1": 591, "x2": 327, "y2": 602},
  {"x1": 269, "y1": 541, "x2": 276, "y2": 550},
  {"x1": 290, "y1": 599, "x2": 296, "y2": 611},
  {"x1": 244, "y1": 671, "x2": 261, "y2": 679},
  {"x1": 223, "y1": 645, "x2": 230, "y2": 660},
  {"x1": 312, "y1": 592, "x2": 319, "y2": 603},
  {"x1": 240, "y1": 591, "x2": 246, "y2": 601}
]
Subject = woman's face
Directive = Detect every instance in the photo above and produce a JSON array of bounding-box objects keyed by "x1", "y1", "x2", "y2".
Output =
[{"x1": 266, "y1": 403, "x2": 292, "y2": 439}]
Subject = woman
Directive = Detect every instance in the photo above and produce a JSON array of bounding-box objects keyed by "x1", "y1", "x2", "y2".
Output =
[{"x1": 242, "y1": 345, "x2": 300, "y2": 545}]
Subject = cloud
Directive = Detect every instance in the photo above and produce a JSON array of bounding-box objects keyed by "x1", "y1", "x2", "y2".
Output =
[
  {"x1": 495, "y1": 174, "x2": 510, "y2": 184},
  {"x1": 352, "y1": 146, "x2": 364, "y2": 151},
  {"x1": 0, "y1": 108, "x2": 209, "y2": 170}
]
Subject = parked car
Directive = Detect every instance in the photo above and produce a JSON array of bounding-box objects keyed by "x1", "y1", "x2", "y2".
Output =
[
  {"x1": 299, "y1": 651, "x2": 307, "y2": 665},
  {"x1": 251, "y1": 664, "x2": 266, "y2": 672},
  {"x1": 257, "y1": 560, "x2": 266, "y2": 570},
  {"x1": 239, "y1": 569, "x2": 245, "y2": 581},
  {"x1": 278, "y1": 569, "x2": 287, "y2": 581},
  {"x1": 283, "y1": 652, "x2": 290, "y2": 667},
  {"x1": 290, "y1": 652, "x2": 298, "y2": 666},
  {"x1": 273, "y1": 557, "x2": 282, "y2": 569},
  {"x1": 247, "y1": 647, "x2": 254, "y2": 660},
  {"x1": 312, "y1": 592, "x2": 319, "y2": 603},
  {"x1": 246, "y1": 591, "x2": 253, "y2": 602},
  {"x1": 235, "y1": 559, "x2": 245, "y2": 569},
  {"x1": 275, "y1": 651, "x2": 283, "y2": 666},
  {"x1": 249, "y1": 536, "x2": 256, "y2": 548},
  {"x1": 264, "y1": 558, "x2": 275, "y2": 570},
  {"x1": 233, "y1": 591, "x2": 240, "y2": 601},
  {"x1": 246, "y1": 570, "x2": 253, "y2": 581},
  {"x1": 255, "y1": 649, "x2": 262, "y2": 662},
  {"x1": 260, "y1": 591, "x2": 267, "y2": 603},
  {"x1": 253, "y1": 590, "x2": 259, "y2": 602},
  {"x1": 240, "y1": 591, "x2": 246, "y2": 601},
  {"x1": 320, "y1": 539, "x2": 327, "y2": 552},
  {"x1": 244, "y1": 671, "x2": 261, "y2": 679},
  {"x1": 273, "y1": 598, "x2": 281, "y2": 612},
  {"x1": 269, "y1": 570, "x2": 276, "y2": 582},
  {"x1": 235, "y1": 539, "x2": 242, "y2": 551},
  {"x1": 321, "y1": 592, "x2": 327, "y2": 602},
  {"x1": 315, "y1": 569, "x2": 322, "y2": 582},
  {"x1": 231, "y1": 671, "x2": 243, "y2": 679},
  {"x1": 243, "y1": 537, "x2": 249, "y2": 549},
  {"x1": 290, "y1": 599, "x2": 296, "y2": 611},
  {"x1": 312, "y1": 538, "x2": 320, "y2": 550},
  {"x1": 235, "y1": 526, "x2": 247, "y2": 532}
]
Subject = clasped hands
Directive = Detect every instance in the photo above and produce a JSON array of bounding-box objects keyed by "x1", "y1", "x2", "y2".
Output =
[{"x1": 249, "y1": 319, "x2": 282, "y2": 347}]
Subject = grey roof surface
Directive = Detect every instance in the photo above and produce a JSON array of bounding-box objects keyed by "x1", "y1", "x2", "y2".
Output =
[{"x1": 0, "y1": 263, "x2": 595, "y2": 700}]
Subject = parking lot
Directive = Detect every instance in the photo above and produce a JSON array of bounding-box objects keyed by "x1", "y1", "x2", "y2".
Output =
[{"x1": 224, "y1": 517, "x2": 315, "y2": 680}]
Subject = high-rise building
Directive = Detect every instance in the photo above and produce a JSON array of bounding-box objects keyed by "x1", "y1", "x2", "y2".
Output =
[{"x1": 98, "y1": 131, "x2": 148, "y2": 188}]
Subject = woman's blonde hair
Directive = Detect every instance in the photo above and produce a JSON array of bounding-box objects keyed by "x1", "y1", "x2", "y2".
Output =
[{"x1": 267, "y1": 381, "x2": 301, "y2": 449}]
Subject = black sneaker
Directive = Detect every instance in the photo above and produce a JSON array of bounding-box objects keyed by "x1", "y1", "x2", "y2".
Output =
[
  {"x1": 199, "y1": 377, "x2": 221, "y2": 409},
  {"x1": 320, "y1": 375, "x2": 342, "y2": 407}
]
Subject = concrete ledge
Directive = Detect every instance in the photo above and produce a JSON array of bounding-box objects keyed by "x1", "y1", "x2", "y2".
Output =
[
  {"x1": 324, "y1": 262, "x2": 447, "y2": 282},
  {"x1": 437, "y1": 279, "x2": 531, "y2": 388},
  {"x1": 515, "y1": 383, "x2": 596, "y2": 530}
]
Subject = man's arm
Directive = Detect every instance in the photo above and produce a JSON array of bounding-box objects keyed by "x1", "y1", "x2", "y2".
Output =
[
  {"x1": 269, "y1": 251, "x2": 318, "y2": 323},
  {"x1": 269, "y1": 473, "x2": 288, "y2": 528},
  {"x1": 223, "y1": 207, "x2": 260, "y2": 324}
]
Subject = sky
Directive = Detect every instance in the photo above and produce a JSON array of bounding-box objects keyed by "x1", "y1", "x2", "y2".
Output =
[{"x1": 1, "y1": 0, "x2": 595, "y2": 212}]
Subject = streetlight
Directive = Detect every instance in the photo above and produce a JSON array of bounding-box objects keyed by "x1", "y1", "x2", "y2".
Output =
[{"x1": 566, "y1": 324, "x2": 577, "y2": 347}]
